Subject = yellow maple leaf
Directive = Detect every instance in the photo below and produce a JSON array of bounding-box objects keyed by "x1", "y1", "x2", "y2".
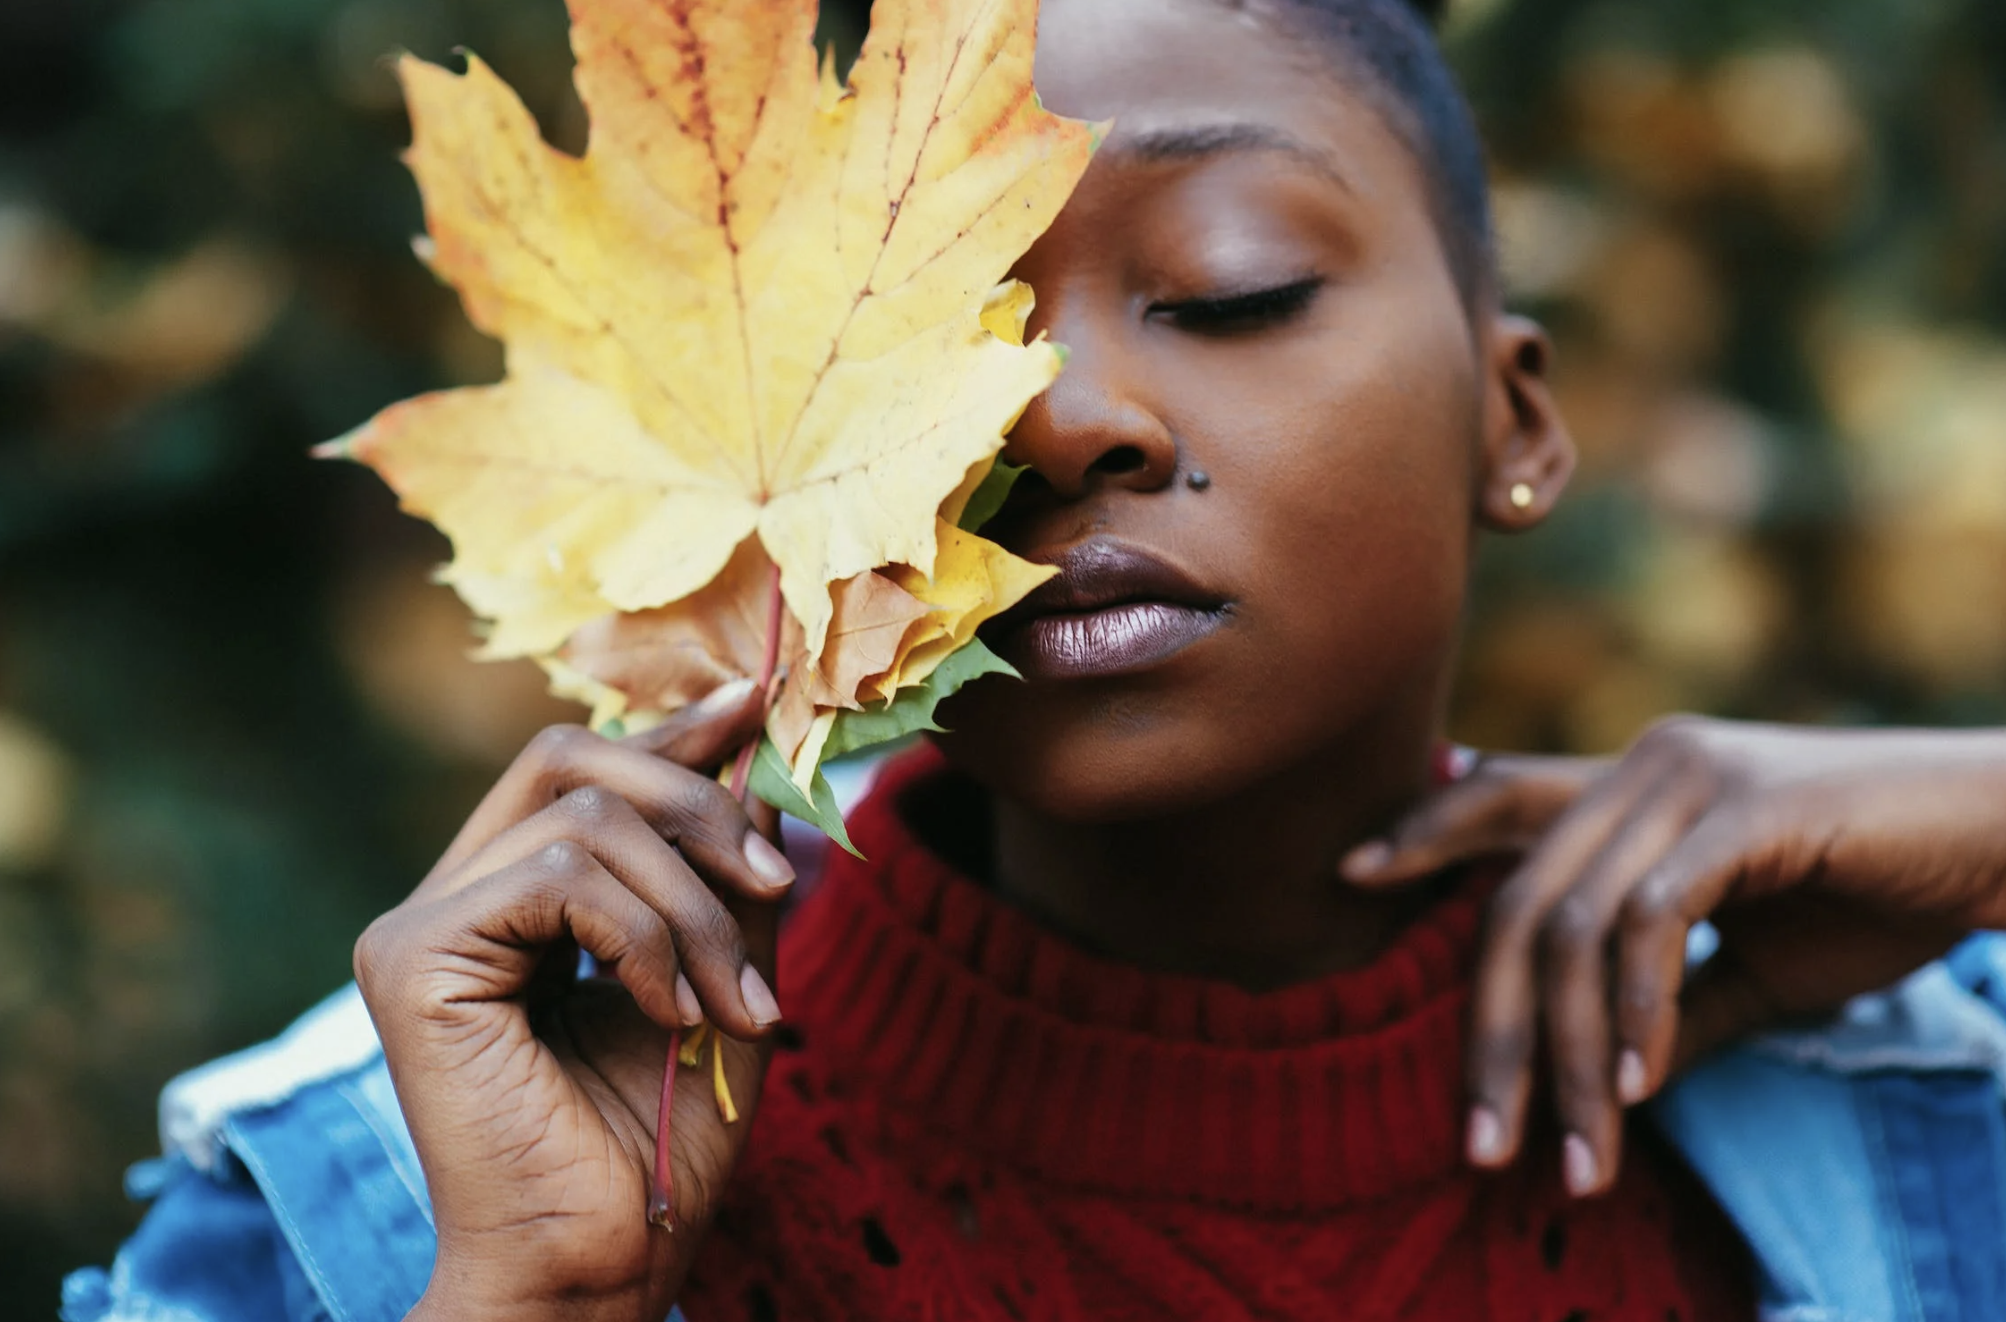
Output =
[{"x1": 331, "y1": 0, "x2": 1094, "y2": 696}]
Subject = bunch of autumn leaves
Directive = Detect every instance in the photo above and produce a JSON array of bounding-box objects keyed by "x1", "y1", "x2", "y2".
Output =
[
  {"x1": 546, "y1": 440, "x2": 1051, "y2": 847},
  {"x1": 331, "y1": 0, "x2": 1097, "y2": 847}
]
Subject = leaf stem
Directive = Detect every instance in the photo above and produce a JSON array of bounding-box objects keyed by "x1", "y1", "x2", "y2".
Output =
[
  {"x1": 653, "y1": 561, "x2": 782, "y2": 1229},
  {"x1": 647, "y1": 1027, "x2": 682, "y2": 1229},
  {"x1": 727, "y1": 561, "x2": 786, "y2": 801}
]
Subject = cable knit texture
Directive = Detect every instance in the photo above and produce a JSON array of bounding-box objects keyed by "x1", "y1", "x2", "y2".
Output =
[{"x1": 682, "y1": 748, "x2": 1754, "y2": 1321}]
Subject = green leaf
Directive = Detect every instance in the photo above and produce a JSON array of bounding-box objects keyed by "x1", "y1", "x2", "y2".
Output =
[
  {"x1": 956, "y1": 460, "x2": 1027, "y2": 533},
  {"x1": 749, "y1": 638, "x2": 1019, "y2": 856},
  {"x1": 825, "y1": 637, "x2": 1017, "y2": 760},
  {"x1": 748, "y1": 737, "x2": 859, "y2": 856}
]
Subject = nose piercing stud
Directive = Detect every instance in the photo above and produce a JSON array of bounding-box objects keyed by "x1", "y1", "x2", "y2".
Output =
[
  {"x1": 1509, "y1": 482, "x2": 1535, "y2": 510},
  {"x1": 1186, "y1": 470, "x2": 1212, "y2": 492}
]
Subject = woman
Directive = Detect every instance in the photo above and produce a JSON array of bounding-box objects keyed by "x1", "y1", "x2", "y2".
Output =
[{"x1": 64, "y1": 1, "x2": 2006, "y2": 1319}]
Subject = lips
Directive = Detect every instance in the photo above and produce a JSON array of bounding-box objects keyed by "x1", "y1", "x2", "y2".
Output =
[{"x1": 990, "y1": 538, "x2": 1231, "y2": 681}]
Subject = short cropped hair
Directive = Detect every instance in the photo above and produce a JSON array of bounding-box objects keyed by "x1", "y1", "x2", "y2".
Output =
[
  {"x1": 1237, "y1": 0, "x2": 1496, "y2": 308},
  {"x1": 820, "y1": 0, "x2": 1492, "y2": 304}
]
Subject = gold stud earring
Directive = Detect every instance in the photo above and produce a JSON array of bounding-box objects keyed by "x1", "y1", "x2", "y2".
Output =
[{"x1": 1509, "y1": 482, "x2": 1536, "y2": 511}]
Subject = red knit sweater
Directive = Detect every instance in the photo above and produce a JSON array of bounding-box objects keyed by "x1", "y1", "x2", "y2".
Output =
[{"x1": 682, "y1": 749, "x2": 1754, "y2": 1321}]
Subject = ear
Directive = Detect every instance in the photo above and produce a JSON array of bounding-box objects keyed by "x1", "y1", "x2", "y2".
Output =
[{"x1": 1475, "y1": 313, "x2": 1576, "y2": 533}]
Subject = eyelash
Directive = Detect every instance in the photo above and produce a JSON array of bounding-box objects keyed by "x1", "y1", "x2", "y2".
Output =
[{"x1": 1148, "y1": 277, "x2": 1325, "y2": 337}]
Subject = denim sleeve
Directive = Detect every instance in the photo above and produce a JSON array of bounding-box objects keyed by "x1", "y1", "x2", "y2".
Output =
[
  {"x1": 65, "y1": 983, "x2": 691, "y2": 1322},
  {"x1": 1947, "y1": 933, "x2": 2006, "y2": 1020},
  {"x1": 61, "y1": 1156, "x2": 309, "y2": 1322},
  {"x1": 62, "y1": 987, "x2": 435, "y2": 1322}
]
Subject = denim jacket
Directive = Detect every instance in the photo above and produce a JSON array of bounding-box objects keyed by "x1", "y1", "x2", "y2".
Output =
[{"x1": 63, "y1": 934, "x2": 2006, "y2": 1322}]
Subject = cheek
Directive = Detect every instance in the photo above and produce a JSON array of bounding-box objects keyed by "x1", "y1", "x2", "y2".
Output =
[
  {"x1": 940, "y1": 305, "x2": 1482, "y2": 819},
  {"x1": 1196, "y1": 322, "x2": 1480, "y2": 718}
]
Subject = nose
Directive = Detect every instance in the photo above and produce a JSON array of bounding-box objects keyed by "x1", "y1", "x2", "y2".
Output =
[{"x1": 1003, "y1": 325, "x2": 1179, "y2": 502}]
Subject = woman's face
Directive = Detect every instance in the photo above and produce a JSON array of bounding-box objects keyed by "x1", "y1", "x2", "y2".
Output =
[{"x1": 942, "y1": 0, "x2": 1558, "y2": 820}]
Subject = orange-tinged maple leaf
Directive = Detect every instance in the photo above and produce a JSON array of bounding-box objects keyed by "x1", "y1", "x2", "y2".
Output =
[
  {"x1": 331, "y1": 0, "x2": 1094, "y2": 696},
  {"x1": 543, "y1": 537, "x2": 803, "y2": 729}
]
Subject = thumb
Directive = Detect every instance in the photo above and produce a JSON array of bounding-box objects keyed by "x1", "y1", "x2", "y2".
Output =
[
  {"x1": 1342, "y1": 754, "x2": 1611, "y2": 887},
  {"x1": 1341, "y1": 771, "x2": 1527, "y2": 886},
  {"x1": 629, "y1": 680, "x2": 788, "y2": 869},
  {"x1": 1671, "y1": 900, "x2": 1965, "y2": 1076},
  {"x1": 623, "y1": 678, "x2": 768, "y2": 773},
  {"x1": 1668, "y1": 947, "x2": 1778, "y2": 1076}
]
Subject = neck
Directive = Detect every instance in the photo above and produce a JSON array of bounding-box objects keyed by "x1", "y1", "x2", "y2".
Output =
[{"x1": 988, "y1": 708, "x2": 1445, "y2": 991}]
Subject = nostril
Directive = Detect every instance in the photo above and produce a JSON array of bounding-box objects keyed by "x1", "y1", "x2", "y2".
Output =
[
  {"x1": 1011, "y1": 467, "x2": 1055, "y2": 497},
  {"x1": 1090, "y1": 445, "x2": 1147, "y2": 476}
]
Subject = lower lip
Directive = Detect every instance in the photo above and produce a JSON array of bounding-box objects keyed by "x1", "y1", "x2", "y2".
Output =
[{"x1": 1001, "y1": 602, "x2": 1229, "y2": 681}]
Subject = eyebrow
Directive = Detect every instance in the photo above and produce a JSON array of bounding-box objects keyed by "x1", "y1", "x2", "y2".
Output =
[{"x1": 1107, "y1": 123, "x2": 1356, "y2": 193}]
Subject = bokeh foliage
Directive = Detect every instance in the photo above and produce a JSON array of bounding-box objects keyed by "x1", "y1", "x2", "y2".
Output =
[{"x1": 0, "y1": 0, "x2": 2000, "y2": 1302}]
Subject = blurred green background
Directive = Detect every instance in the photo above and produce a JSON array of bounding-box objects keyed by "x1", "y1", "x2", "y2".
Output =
[{"x1": 1, "y1": 0, "x2": 2001, "y2": 1304}]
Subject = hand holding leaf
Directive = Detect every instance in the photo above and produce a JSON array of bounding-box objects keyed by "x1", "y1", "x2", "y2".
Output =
[{"x1": 326, "y1": 0, "x2": 1093, "y2": 1235}]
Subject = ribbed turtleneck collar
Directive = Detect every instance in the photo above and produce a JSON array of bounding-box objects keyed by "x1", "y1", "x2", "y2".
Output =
[{"x1": 780, "y1": 745, "x2": 1492, "y2": 1212}]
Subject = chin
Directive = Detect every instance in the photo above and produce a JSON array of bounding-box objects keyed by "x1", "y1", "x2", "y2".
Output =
[{"x1": 935, "y1": 682, "x2": 1297, "y2": 824}]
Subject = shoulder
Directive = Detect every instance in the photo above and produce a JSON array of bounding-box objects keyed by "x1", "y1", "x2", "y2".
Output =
[
  {"x1": 1655, "y1": 934, "x2": 2006, "y2": 1322},
  {"x1": 63, "y1": 986, "x2": 437, "y2": 1322}
]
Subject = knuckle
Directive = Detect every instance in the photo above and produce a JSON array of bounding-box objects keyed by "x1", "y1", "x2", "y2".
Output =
[
  {"x1": 687, "y1": 900, "x2": 747, "y2": 966},
  {"x1": 536, "y1": 838, "x2": 590, "y2": 875},
  {"x1": 1620, "y1": 884, "x2": 1676, "y2": 929},
  {"x1": 353, "y1": 912, "x2": 413, "y2": 1000},
  {"x1": 671, "y1": 771, "x2": 735, "y2": 824},
  {"x1": 1636, "y1": 713, "x2": 1707, "y2": 759},
  {"x1": 560, "y1": 783, "x2": 625, "y2": 824},
  {"x1": 351, "y1": 918, "x2": 390, "y2": 989},
  {"x1": 525, "y1": 723, "x2": 593, "y2": 771},
  {"x1": 1541, "y1": 896, "x2": 1604, "y2": 960}
]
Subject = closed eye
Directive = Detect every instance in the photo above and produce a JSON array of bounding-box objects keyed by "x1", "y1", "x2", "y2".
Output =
[{"x1": 1148, "y1": 277, "x2": 1324, "y2": 337}]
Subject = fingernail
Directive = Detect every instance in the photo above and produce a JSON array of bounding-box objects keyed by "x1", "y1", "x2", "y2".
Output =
[
  {"x1": 1467, "y1": 1106, "x2": 1504, "y2": 1165},
  {"x1": 674, "y1": 973, "x2": 704, "y2": 1028},
  {"x1": 1617, "y1": 1048, "x2": 1649, "y2": 1105},
  {"x1": 1563, "y1": 1133, "x2": 1599, "y2": 1196},
  {"x1": 1342, "y1": 841, "x2": 1393, "y2": 880},
  {"x1": 739, "y1": 964, "x2": 781, "y2": 1027},
  {"x1": 744, "y1": 831, "x2": 795, "y2": 890},
  {"x1": 690, "y1": 678, "x2": 758, "y2": 719}
]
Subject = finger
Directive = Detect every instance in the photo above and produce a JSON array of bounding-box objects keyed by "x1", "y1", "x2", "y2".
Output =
[
  {"x1": 1613, "y1": 809, "x2": 1751, "y2": 1096},
  {"x1": 1343, "y1": 773, "x2": 1525, "y2": 885},
  {"x1": 436, "y1": 679, "x2": 764, "y2": 878},
  {"x1": 1344, "y1": 755, "x2": 1613, "y2": 886},
  {"x1": 620, "y1": 677, "x2": 767, "y2": 770},
  {"x1": 508, "y1": 786, "x2": 782, "y2": 1039},
  {"x1": 436, "y1": 721, "x2": 793, "y2": 908},
  {"x1": 1465, "y1": 752, "x2": 1670, "y2": 1170},
  {"x1": 722, "y1": 882, "x2": 782, "y2": 1024},
  {"x1": 360, "y1": 838, "x2": 687, "y2": 1037},
  {"x1": 746, "y1": 794, "x2": 782, "y2": 848},
  {"x1": 1670, "y1": 941, "x2": 1780, "y2": 1079},
  {"x1": 1537, "y1": 776, "x2": 1709, "y2": 1196},
  {"x1": 713, "y1": 792, "x2": 784, "y2": 1039}
]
